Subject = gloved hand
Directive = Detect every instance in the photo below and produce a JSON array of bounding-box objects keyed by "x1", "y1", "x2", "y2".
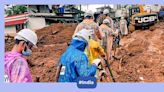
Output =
[
  {"x1": 98, "y1": 70, "x2": 107, "y2": 77},
  {"x1": 92, "y1": 58, "x2": 101, "y2": 66},
  {"x1": 95, "y1": 70, "x2": 107, "y2": 80}
]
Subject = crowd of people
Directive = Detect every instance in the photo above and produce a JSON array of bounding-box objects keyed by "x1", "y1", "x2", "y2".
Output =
[{"x1": 4, "y1": 9, "x2": 129, "y2": 83}]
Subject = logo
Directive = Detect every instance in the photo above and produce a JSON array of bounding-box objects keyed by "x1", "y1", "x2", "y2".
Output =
[
  {"x1": 77, "y1": 77, "x2": 97, "y2": 88},
  {"x1": 60, "y1": 66, "x2": 66, "y2": 75},
  {"x1": 134, "y1": 16, "x2": 157, "y2": 23},
  {"x1": 4, "y1": 74, "x2": 10, "y2": 83}
]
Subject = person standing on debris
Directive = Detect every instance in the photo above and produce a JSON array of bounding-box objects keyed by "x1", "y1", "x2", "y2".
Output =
[
  {"x1": 85, "y1": 39, "x2": 108, "y2": 81},
  {"x1": 57, "y1": 29, "x2": 101, "y2": 82},
  {"x1": 96, "y1": 9, "x2": 114, "y2": 30},
  {"x1": 120, "y1": 16, "x2": 128, "y2": 36},
  {"x1": 73, "y1": 10, "x2": 104, "y2": 59},
  {"x1": 85, "y1": 39, "x2": 105, "y2": 66},
  {"x1": 5, "y1": 29, "x2": 38, "y2": 83},
  {"x1": 99, "y1": 19, "x2": 118, "y2": 61},
  {"x1": 73, "y1": 10, "x2": 102, "y2": 41}
]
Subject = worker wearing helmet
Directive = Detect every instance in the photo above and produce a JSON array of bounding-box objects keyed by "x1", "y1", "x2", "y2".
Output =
[
  {"x1": 96, "y1": 9, "x2": 114, "y2": 30},
  {"x1": 74, "y1": 10, "x2": 102, "y2": 41},
  {"x1": 100, "y1": 19, "x2": 118, "y2": 61},
  {"x1": 120, "y1": 16, "x2": 128, "y2": 36},
  {"x1": 57, "y1": 29, "x2": 101, "y2": 82},
  {"x1": 5, "y1": 29, "x2": 38, "y2": 83}
]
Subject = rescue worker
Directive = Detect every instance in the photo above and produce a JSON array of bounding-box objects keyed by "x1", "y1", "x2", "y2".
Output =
[
  {"x1": 85, "y1": 39, "x2": 107, "y2": 81},
  {"x1": 73, "y1": 10, "x2": 102, "y2": 41},
  {"x1": 120, "y1": 16, "x2": 128, "y2": 36},
  {"x1": 96, "y1": 9, "x2": 114, "y2": 30},
  {"x1": 99, "y1": 19, "x2": 118, "y2": 61},
  {"x1": 85, "y1": 39, "x2": 105, "y2": 66},
  {"x1": 5, "y1": 29, "x2": 38, "y2": 83},
  {"x1": 57, "y1": 29, "x2": 101, "y2": 82}
]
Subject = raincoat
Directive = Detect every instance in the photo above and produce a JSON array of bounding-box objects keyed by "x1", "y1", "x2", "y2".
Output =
[
  {"x1": 107, "y1": 35, "x2": 114, "y2": 61},
  {"x1": 74, "y1": 19, "x2": 100, "y2": 41},
  {"x1": 4, "y1": 52, "x2": 32, "y2": 83},
  {"x1": 85, "y1": 39, "x2": 105, "y2": 65},
  {"x1": 57, "y1": 38, "x2": 97, "y2": 82},
  {"x1": 99, "y1": 24, "x2": 118, "y2": 61},
  {"x1": 99, "y1": 24, "x2": 116, "y2": 51},
  {"x1": 120, "y1": 19, "x2": 128, "y2": 35},
  {"x1": 96, "y1": 14, "x2": 114, "y2": 29}
]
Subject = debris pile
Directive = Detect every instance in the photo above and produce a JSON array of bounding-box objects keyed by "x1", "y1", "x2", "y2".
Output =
[{"x1": 5, "y1": 22, "x2": 164, "y2": 82}]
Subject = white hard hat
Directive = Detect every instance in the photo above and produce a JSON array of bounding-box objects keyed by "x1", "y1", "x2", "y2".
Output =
[
  {"x1": 14, "y1": 29, "x2": 38, "y2": 47},
  {"x1": 103, "y1": 9, "x2": 109, "y2": 15},
  {"x1": 73, "y1": 29, "x2": 91, "y2": 43},
  {"x1": 84, "y1": 10, "x2": 94, "y2": 18},
  {"x1": 103, "y1": 19, "x2": 110, "y2": 24}
]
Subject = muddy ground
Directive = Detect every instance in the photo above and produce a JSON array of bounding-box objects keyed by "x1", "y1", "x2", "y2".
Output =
[
  {"x1": 5, "y1": 22, "x2": 164, "y2": 82},
  {"x1": 111, "y1": 22, "x2": 164, "y2": 82}
]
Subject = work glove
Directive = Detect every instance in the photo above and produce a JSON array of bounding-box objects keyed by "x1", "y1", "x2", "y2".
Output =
[
  {"x1": 92, "y1": 58, "x2": 101, "y2": 66},
  {"x1": 95, "y1": 70, "x2": 107, "y2": 80},
  {"x1": 98, "y1": 70, "x2": 107, "y2": 78}
]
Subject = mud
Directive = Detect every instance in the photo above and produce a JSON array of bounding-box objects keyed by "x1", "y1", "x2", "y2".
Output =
[
  {"x1": 5, "y1": 22, "x2": 164, "y2": 82},
  {"x1": 110, "y1": 22, "x2": 164, "y2": 82}
]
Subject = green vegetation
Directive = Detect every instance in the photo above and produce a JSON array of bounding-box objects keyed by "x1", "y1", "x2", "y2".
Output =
[{"x1": 5, "y1": 5, "x2": 27, "y2": 16}]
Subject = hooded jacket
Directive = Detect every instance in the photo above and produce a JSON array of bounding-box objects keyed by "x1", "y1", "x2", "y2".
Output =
[{"x1": 57, "y1": 38, "x2": 97, "y2": 82}]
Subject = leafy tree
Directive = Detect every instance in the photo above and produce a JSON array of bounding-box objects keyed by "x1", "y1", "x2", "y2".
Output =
[{"x1": 5, "y1": 5, "x2": 27, "y2": 16}]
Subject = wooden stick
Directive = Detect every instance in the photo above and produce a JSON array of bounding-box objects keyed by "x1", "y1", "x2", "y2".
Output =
[{"x1": 54, "y1": 64, "x2": 62, "y2": 82}]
